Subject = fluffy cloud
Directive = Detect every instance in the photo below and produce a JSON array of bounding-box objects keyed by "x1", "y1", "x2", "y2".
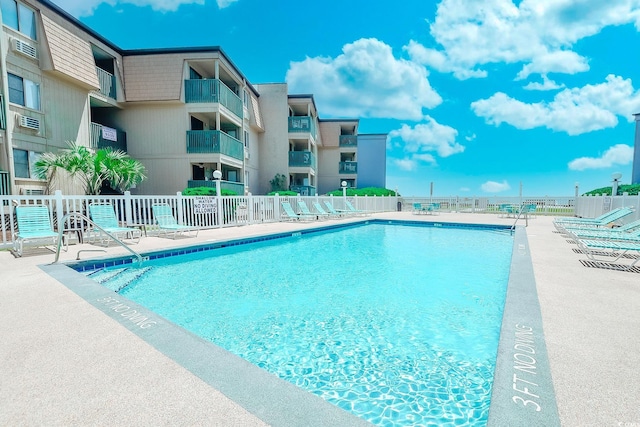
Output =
[
  {"x1": 471, "y1": 75, "x2": 640, "y2": 135},
  {"x1": 481, "y1": 180, "x2": 511, "y2": 193},
  {"x1": 568, "y1": 144, "x2": 634, "y2": 171},
  {"x1": 407, "y1": 0, "x2": 640, "y2": 79},
  {"x1": 523, "y1": 75, "x2": 565, "y2": 91},
  {"x1": 394, "y1": 158, "x2": 418, "y2": 171},
  {"x1": 50, "y1": 0, "x2": 235, "y2": 16},
  {"x1": 389, "y1": 116, "x2": 465, "y2": 158},
  {"x1": 286, "y1": 38, "x2": 442, "y2": 120}
]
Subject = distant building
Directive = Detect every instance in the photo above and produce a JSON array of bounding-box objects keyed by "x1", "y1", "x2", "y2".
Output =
[{"x1": 0, "y1": 0, "x2": 387, "y2": 197}]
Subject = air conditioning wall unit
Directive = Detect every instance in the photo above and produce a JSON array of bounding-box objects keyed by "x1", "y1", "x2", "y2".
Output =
[
  {"x1": 16, "y1": 114, "x2": 40, "y2": 131},
  {"x1": 10, "y1": 38, "x2": 37, "y2": 59},
  {"x1": 245, "y1": 150, "x2": 250, "y2": 159}
]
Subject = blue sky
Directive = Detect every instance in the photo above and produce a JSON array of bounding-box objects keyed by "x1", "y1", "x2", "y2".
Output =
[{"x1": 52, "y1": 0, "x2": 640, "y2": 196}]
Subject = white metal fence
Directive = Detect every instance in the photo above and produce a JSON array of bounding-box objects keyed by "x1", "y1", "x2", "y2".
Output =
[
  {"x1": 0, "y1": 191, "x2": 398, "y2": 249},
  {"x1": 5, "y1": 191, "x2": 637, "y2": 251}
]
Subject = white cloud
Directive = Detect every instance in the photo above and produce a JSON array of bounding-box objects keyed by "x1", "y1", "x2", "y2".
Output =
[
  {"x1": 51, "y1": 0, "x2": 223, "y2": 16},
  {"x1": 459, "y1": 187, "x2": 471, "y2": 192},
  {"x1": 388, "y1": 116, "x2": 465, "y2": 157},
  {"x1": 394, "y1": 158, "x2": 418, "y2": 171},
  {"x1": 481, "y1": 180, "x2": 511, "y2": 193},
  {"x1": 471, "y1": 75, "x2": 640, "y2": 135},
  {"x1": 568, "y1": 144, "x2": 634, "y2": 171},
  {"x1": 523, "y1": 75, "x2": 565, "y2": 91},
  {"x1": 286, "y1": 38, "x2": 442, "y2": 120},
  {"x1": 407, "y1": 0, "x2": 640, "y2": 79}
]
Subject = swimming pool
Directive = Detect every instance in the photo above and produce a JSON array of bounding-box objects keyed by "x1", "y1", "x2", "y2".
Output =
[{"x1": 81, "y1": 221, "x2": 513, "y2": 426}]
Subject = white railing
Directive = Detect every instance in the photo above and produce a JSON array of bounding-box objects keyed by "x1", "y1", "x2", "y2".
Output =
[
  {"x1": 0, "y1": 191, "x2": 399, "y2": 249},
  {"x1": 400, "y1": 195, "x2": 576, "y2": 216}
]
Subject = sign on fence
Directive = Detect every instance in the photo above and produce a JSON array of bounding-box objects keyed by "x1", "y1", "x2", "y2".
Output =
[{"x1": 194, "y1": 196, "x2": 217, "y2": 214}]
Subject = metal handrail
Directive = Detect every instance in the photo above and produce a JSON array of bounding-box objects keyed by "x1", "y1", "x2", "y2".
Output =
[
  {"x1": 52, "y1": 212, "x2": 143, "y2": 265},
  {"x1": 510, "y1": 203, "x2": 529, "y2": 234}
]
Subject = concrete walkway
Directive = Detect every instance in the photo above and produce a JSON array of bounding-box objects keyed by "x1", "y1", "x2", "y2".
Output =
[{"x1": 1, "y1": 212, "x2": 638, "y2": 426}]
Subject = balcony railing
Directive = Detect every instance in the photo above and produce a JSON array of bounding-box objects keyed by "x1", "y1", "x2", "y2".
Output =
[
  {"x1": 184, "y1": 79, "x2": 243, "y2": 119},
  {"x1": 0, "y1": 94, "x2": 5, "y2": 129},
  {"x1": 95, "y1": 67, "x2": 116, "y2": 99},
  {"x1": 339, "y1": 135, "x2": 357, "y2": 147},
  {"x1": 187, "y1": 180, "x2": 245, "y2": 195},
  {"x1": 186, "y1": 130, "x2": 244, "y2": 160},
  {"x1": 288, "y1": 151, "x2": 316, "y2": 169},
  {"x1": 90, "y1": 123, "x2": 127, "y2": 152},
  {"x1": 0, "y1": 170, "x2": 10, "y2": 196},
  {"x1": 290, "y1": 185, "x2": 316, "y2": 196},
  {"x1": 288, "y1": 116, "x2": 317, "y2": 138},
  {"x1": 339, "y1": 161, "x2": 358, "y2": 174}
]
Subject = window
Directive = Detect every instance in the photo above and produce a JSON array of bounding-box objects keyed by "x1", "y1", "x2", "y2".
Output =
[
  {"x1": 1, "y1": 0, "x2": 36, "y2": 39},
  {"x1": 13, "y1": 149, "x2": 40, "y2": 178},
  {"x1": 243, "y1": 89, "x2": 249, "y2": 107},
  {"x1": 244, "y1": 130, "x2": 249, "y2": 148},
  {"x1": 8, "y1": 73, "x2": 40, "y2": 110}
]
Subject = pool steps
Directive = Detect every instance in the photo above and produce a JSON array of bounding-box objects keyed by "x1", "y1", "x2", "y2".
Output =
[{"x1": 85, "y1": 267, "x2": 151, "y2": 293}]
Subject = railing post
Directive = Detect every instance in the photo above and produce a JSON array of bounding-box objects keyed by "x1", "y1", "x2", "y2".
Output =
[
  {"x1": 124, "y1": 191, "x2": 133, "y2": 226},
  {"x1": 274, "y1": 194, "x2": 281, "y2": 221},
  {"x1": 176, "y1": 192, "x2": 184, "y2": 225},
  {"x1": 54, "y1": 190, "x2": 64, "y2": 231},
  {"x1": 247, "y1": 193, "x2": 254, "y2": 224}
]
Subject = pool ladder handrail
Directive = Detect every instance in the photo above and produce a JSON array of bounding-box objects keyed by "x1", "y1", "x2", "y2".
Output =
[
  {"x1": 52, "y1": 212, "x2": 144, "y2": 265},
  {"x1": 510, "y1": 203, "x2": 529, "y2": 234}
]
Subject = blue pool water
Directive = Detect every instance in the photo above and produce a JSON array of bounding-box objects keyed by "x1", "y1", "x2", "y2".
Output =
[{"x1": 87, "y1": 223, "x2": 513, "y2": 426}]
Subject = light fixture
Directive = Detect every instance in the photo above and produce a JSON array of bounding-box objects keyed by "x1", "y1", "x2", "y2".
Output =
[
  {"x1": 213, "y1": 170, "x2": 222, "y2": 180},
  {"x1": 611, "y1": 172, "x2": 622, "y2": 181}
]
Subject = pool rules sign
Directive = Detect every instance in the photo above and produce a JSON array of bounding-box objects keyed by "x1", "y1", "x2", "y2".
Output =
[{"x1": 193, "y1": 196, "x2": 217, "y2": 214}]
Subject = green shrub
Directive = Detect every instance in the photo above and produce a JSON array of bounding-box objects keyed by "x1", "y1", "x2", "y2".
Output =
[
  {"x1": 182, "y1": 186, "x2": 238, "y2": 196},
  {"x1": 266, "y1": 190, "x2": 298, "y2": 196},
  {"x1": 583, "y1": 184, "x2": 640, "y2": 196},
  {"x1": 325, "y1": 187, "x2": 399, "y2": 197}
]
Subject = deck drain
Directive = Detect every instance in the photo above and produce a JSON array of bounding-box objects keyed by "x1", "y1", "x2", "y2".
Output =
[{"x1": 579, "y1": 260, "x2": 640, "y2": 273}]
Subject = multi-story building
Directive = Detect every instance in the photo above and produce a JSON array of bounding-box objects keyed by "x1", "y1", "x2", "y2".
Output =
[{"x1": 0, "y1": 0, "x2": 386, "y2": 197}]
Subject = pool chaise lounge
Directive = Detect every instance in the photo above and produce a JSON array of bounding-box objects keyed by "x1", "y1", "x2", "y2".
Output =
[
  {"x1": 323, "y1": 201, "x2": 351, "y2": 217},
  {"x1": 344, "y1": 200, "x2": 370, "y2": 216},
  {"x1": 297, "y1": 200, "x2": 330, "y2": 220},
  {"x1": 13, "y1": 205, "x2": 67, "y2": 257},
  {"x1": 554, "y1": 207, "x2": 633, "y2": 231},
  {"x1": 565, "y1": 219, "x2": 640, "y2": 241},
  {"x1": 281, "y1": 201, "x2": 316, "y2": 221},
  {"x1": 152, "y1": 203, "x2": 199, "y2": 239},
  {"x1": 88, "y1": 203, "x2": 142, "y2": 245},
  {"x1": 576, "y1": 238, "x2": 640, "y2": 269},
  {"x1": 312, "y1": 202, "x2": 342, "y2": 219}
]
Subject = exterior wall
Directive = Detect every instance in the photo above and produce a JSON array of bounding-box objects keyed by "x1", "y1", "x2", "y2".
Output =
[
  {"x1": 113, "y1": 102, "x2": 188, "y2": 194},
  {"x1": 123, "y1": 54, "x2": 185, "y2": 101},
  {"x1": 317, "y1": 146, "x2": 341, "y2": 194},
  {"x1": 357, "y1": 134, "x2": 387, "y2": 188},
  {"x1": 254, "y1": 83, "x2": 289, "y2": 194},
  {"x1": 633, "y1": 114, "x2": 640, "y2": 184}
]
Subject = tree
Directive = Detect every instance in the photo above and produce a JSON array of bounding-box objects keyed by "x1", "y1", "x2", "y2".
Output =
[
  {"x1": 35, "y1": 141, "x2": 146, "y2": 195},
  {"x1": 269, "y1": 173, "x2": 287, "y2": 192}
]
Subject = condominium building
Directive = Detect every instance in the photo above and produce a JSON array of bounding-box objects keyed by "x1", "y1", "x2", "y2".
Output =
[{"x1": 0, "y1": 0, "x2": 387, "y2": 197}]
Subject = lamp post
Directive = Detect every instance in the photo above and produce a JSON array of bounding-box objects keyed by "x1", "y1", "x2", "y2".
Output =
[
  {"x1": 341, "y1": 180, "x2": 347, "y2": 198},
  {"x1": 213, "y1": 169, "x2": 222, "y2": 197},
  {"x1": 611, "y1": 172, "x2": 622, "y2": 197},
  {"x1": 213, "y1": 169, "x2": 222, "y2": 226}
]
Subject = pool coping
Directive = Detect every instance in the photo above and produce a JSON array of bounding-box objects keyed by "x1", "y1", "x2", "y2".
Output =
[{"x1": 40, "y1": 220, "x2": 559, "y2": 426}]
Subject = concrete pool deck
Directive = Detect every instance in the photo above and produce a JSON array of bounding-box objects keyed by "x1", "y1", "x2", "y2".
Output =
[{"x1": 1, "y1": 212, "x2": 639, "y2": 426}]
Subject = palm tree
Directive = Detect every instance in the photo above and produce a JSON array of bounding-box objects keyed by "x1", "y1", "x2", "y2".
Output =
[{"x1": 35, "y1": 141, "x2": 146, "y2": 195}]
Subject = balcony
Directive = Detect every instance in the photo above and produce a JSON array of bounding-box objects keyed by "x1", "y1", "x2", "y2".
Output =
[
  {"x1": 95, "y1": 67, "x2": 116, "y2": 99},
  {"x1": 339, "y1": 135, "x2": 357, "y2": 147},
  {"x1": 187, "y1": 179, "x2": 245, "y2": 195},
  {"x1": 339, "y1": 161, "x2": 358, "y2": 174},
  {"x1": 90, "y1": 123, "x2": 127, "y2": 151},
  {"x1": 186, "y1": 130, "x2": 244, "y2": 160},
  {"x1": 184, "y1": 79, "x2": 243, "y2": 119},
  {"x1": 288, "y1": 151, "x2": 316, "y2": 169},
  {"x1": 288, "y1": 116, "x2": 317, "y2": 138},
  {"x1": 290, "y1": 185, "x2": 316, "y2": 196}
]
